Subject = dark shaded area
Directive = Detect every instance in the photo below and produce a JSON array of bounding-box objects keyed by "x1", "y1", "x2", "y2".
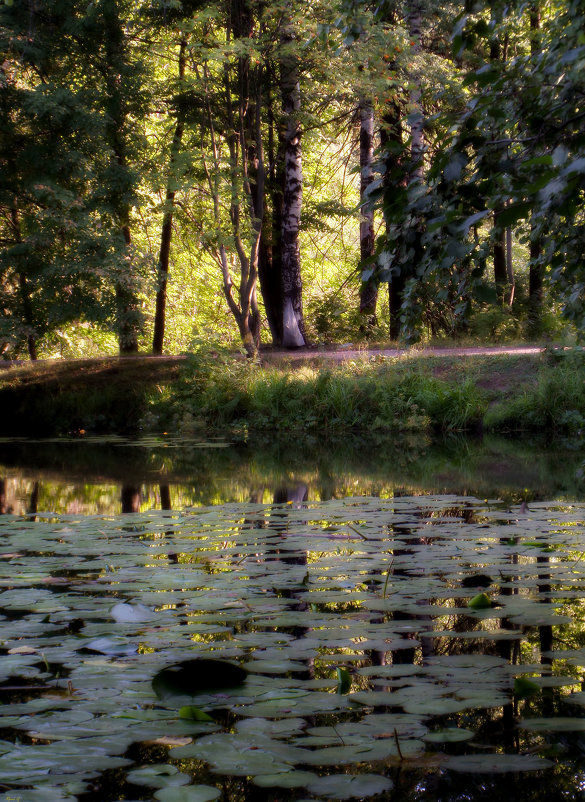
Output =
[{"x1": 0, "y1": 431, "x2": 583, "y2": 515}]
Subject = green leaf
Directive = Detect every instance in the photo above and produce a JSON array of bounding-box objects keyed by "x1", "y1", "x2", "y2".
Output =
[
  {"x1": 336, "y1": 667, "x2": 352, "y2": 694},
  {"x1": 179, "y1": 706, "x2": 215, "y2": 722},
  {"x1": 514, "y1": 677, "x2": 540, "y2": 700},
  {"x1": 154, "y1": 787, "x2": 221, "y2": 802},
  {"x1": 468, "y1": 593, "x2": 492, "y2": 609}
]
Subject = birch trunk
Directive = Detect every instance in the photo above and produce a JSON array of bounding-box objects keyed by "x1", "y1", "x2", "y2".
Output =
[{"x1": 280, "y1": 19, "x2": 306, "y2": 348}]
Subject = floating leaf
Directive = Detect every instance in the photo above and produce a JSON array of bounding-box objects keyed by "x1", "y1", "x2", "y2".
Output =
[
  {"x1": 154, "y1": 787, "x2": 220, "y2": 802},
  {"x1": 423, "y1": 728, "x2": 474, "y2": 743},
  {"x1": 444, "y1": 754, "x2": 553, "y2": 773},
  {"x1": 336, "y1": 667, "x2": 352, "y2": 694},
  {"x1": 179, "y1": 706, "x2": 215, "y2": 722},
  {"x1": 519, "y1": 718, "x2": 585, "y2": 732},
  {"x1": 514, "y1": 677, "x2": 540, "y2": 700},
  {"x1": 253, "y1": 770, "x2": 318, "y2": 788},
  {"x1": 468, "y1": 593, "x2": 492, "y2": 609},
  {"x1": 110, "y1": 602, "x2": 154, "y2": 623},
  {"x1": 126, "y1": 764, "x2": 190, "y2": 789},
  {"x1": 306, "y1": 773, "x2": 393, "y2": 798}
]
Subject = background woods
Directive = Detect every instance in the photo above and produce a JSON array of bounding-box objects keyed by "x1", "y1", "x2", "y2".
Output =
[{"x1": 0, "y1": 0, "x2": 582, "y2": 359}]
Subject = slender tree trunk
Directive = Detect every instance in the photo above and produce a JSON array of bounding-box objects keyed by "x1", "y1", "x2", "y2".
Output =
[
  {"x1": 407, "y1": 0, "x2": 424, "y2": 177},
  {"x1": 358, "y1": 96, "x2": 377, "y2": 329},
  {"x1": 380, "y1": 102, "x2": 404, "y2": 341},
  {"x1": 528, "y1": 2, "x2": 543, "y2": 332},
  {"x1": 493, "y1": 211, "x2": 508, "y2": 303},
  {"x1": 11, "y1": 205, "x2": 37, "y2": 360},
  {"x1": 279, "y1": 18, "x2": 306, "y2": 348},
  {"x1": 505, "y1": 224, "x2": 515, "y2": 306},
  {"x1": 489, "y1": 9, "x2": 510, "y2": 306},
  {"x1": 387, "y1": 0, "x2": 423, "y2": 341},
  {"x1": 152, "y1": 38, "x2": 187, "y2": 355},
  {"x1": 102, "y1": 0, "x2": 140, "y2": 354},
  {"x1": 258, "y1": 73, "x2": 284, "y2": 344}
]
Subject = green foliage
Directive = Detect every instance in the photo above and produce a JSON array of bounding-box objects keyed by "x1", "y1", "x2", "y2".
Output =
[
  {"x1": 486, "y1": 351, "x2": 585, "y2": 433},
  {"x1": 164, "y1": 349, "x2": 486, "y2": 434}
]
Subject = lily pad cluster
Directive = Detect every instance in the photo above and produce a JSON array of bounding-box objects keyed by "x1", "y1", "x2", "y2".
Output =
[{"x1": 0, "y1": 495, "x2": 584, "y2": 798}]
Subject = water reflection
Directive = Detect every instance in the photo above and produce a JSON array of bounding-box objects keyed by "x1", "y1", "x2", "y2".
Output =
[{"x1": 0, "y1": 432, "x2": 583, "y2": 515}]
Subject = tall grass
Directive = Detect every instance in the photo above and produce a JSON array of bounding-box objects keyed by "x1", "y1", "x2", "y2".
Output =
[
  {"x1": 162, "y1": 350, "x2": 487, "y2": 434},
  {"x1": 485, "y1": 352, "x2": 585, "y2": 433}
]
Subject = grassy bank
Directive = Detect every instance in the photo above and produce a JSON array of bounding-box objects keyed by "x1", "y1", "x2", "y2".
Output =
[
  {"x1": 1, "y1": 346, "x2": 584, "y2": 437},
  {"x1": 0, "y1": 356, "x2": 183, "y2": 436}
]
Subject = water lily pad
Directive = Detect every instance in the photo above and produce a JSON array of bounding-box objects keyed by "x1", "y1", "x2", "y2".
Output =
[
  {"x1": 154, "y1": 787, "x2": 220, "y2": 802},
  {"x1": 444, "y1": 754, "x2": 553, "y2": 773},
  {"x1": 253, "y1": 770, "x2": 318, "y2": 788},
  {"x1": 519, "y1": 718, "x2": 585, "y2": 732},
  {"x1": 306, "y1": 773, "x2": 393, "y2": 799},
  {"x1": 127, "y1": 764, "x2": 190, "y2": 789},
  {"x1": 423, "y1": 728, "x2": 475, "y2": 743}
]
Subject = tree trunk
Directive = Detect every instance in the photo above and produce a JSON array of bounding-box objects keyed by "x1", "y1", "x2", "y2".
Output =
[
  {"x1": 493, "y1": 211, "x2": 508, "y2": 303},
  {"x1": 505, "y1": 224, "x2": 515, "y2": 306},
  {"x1": 11, "y1": 205, "x2": 37, "y2": 360},
  {"x1": 279, "y1": 19, "x2": 306, "y2": 348},
  {"x1": 152, "y1": 38, "x2": 187, "y2": 355},
  {"x1": 102, "y1": 0, "x2": 140, "y2": 354},
  {"x1": 358, "y1": 97, "x2": 377, "y2": 329},
  {"x1": 386, "y1": 0, "x2": 423, "y2": 341},
  {"x1": 489, "y1": 10, "x2": 509, "y2": 307},
  {"x1": 528, "y1": 2, "x2": 543, "y2": 332},
  {"x1": 258, "y1": 76, "x2": 284, "y2": 344},
  {"x1": 380, "y1": 102, "x2": 404, "y2": 341}
]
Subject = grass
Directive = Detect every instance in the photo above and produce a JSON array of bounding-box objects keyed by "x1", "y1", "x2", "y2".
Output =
[{"x1": 1, "y1": 345, "x2": 584, "y2": 437}]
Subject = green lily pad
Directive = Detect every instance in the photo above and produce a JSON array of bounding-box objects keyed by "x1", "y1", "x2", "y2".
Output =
[
  {"x1": 154, "y1": 787, "x2": 221, "y2": 802},
  {"x1": 444, "y1": 754, "x2": 553, "y2": 773},
  {"x1": 423, "y1": 728, "x2": 475, "y2": 743},
  {"x1": 253, "y1": 770, "x2": 319, "y2": 788},
  {"x1": 127, "y1": 764, "x2": 190, "y2": 789},
  {"x1": 306, "y1": 773, "x2": 394, "y2": 798},
  {"x1": 519, "y1": 718, "x2": 585, "y2": 732}
]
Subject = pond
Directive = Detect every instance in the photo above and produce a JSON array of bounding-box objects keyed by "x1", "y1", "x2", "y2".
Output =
[{"x1": 1, "y1": 434, "x2": 585, "y2": 802}]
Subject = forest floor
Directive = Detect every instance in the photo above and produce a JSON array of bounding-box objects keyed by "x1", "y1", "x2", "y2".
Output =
[
  {"x1": 2, "y1": 342, "x2": 579, "y2": 436},
  {"x1": 0, "y1": 343, "x2": 544, "y2": 396}
]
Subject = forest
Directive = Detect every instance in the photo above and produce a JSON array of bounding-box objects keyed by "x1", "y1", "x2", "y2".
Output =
[{"x1": 0, "y1": 0, "x2": 583, "y2": 360}]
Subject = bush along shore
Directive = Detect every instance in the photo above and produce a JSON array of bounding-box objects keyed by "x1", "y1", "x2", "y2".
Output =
[{"x1": 2, "y1": 346, "x2": 585, "y2": 438}]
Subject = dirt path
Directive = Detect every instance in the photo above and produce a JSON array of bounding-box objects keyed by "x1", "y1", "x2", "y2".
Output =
[{"x1": 260, "y1": 344, "x2": 545, "y2": 363}]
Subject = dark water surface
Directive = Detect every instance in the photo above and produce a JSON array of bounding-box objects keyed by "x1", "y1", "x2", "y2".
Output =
[
  {"x1": 0, "y1": 432, "x2": 583, "y2": 516},
  {"x1": 1, "y1": 434, "x2": 585, "y2": 801}
]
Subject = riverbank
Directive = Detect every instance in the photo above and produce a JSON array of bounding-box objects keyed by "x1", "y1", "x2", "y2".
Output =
[{"x1": 0, "y1": 344, "x2": 583, "y2": 437}]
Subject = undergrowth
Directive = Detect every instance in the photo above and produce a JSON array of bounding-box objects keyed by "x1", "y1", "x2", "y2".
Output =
[{"x1": 159, "y1": 348, "x2": 487, "y2": 435}]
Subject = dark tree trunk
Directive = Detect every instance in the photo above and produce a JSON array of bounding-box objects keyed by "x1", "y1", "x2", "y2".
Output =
[
  {"x1": 102, "y1": 0, "x2": 140, "y2": 354},
  {"x1": 358, "y1": 97, "x2": 377, "y2": 329},
  {"x1": 160, "y1": 484, "x2": 172, "y2": 510},
  {"x1": 153, "y1": 38, "x2": 187, "y2": 355},
  {"x1": 528, "y1": 3, "x2": 543, "y2": 331},
  {"x1": 279, "y1": 20, "x2": 306, "y2": 348},
  {"x1": 490, "y1": 12, "x2": 509, "y2": 306},
  {"x1": 11, "y1": 206, "x2": 37, "y2": 360},
  {"x1": 258, "y1": 78, "x2": 284, "y2": 344},
  {"x1": 121, "y1": 485, "x2": 141, "y2": 513},
  {"x1": 380, "y1": 102, "x2": 404, "y2": 340}
]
